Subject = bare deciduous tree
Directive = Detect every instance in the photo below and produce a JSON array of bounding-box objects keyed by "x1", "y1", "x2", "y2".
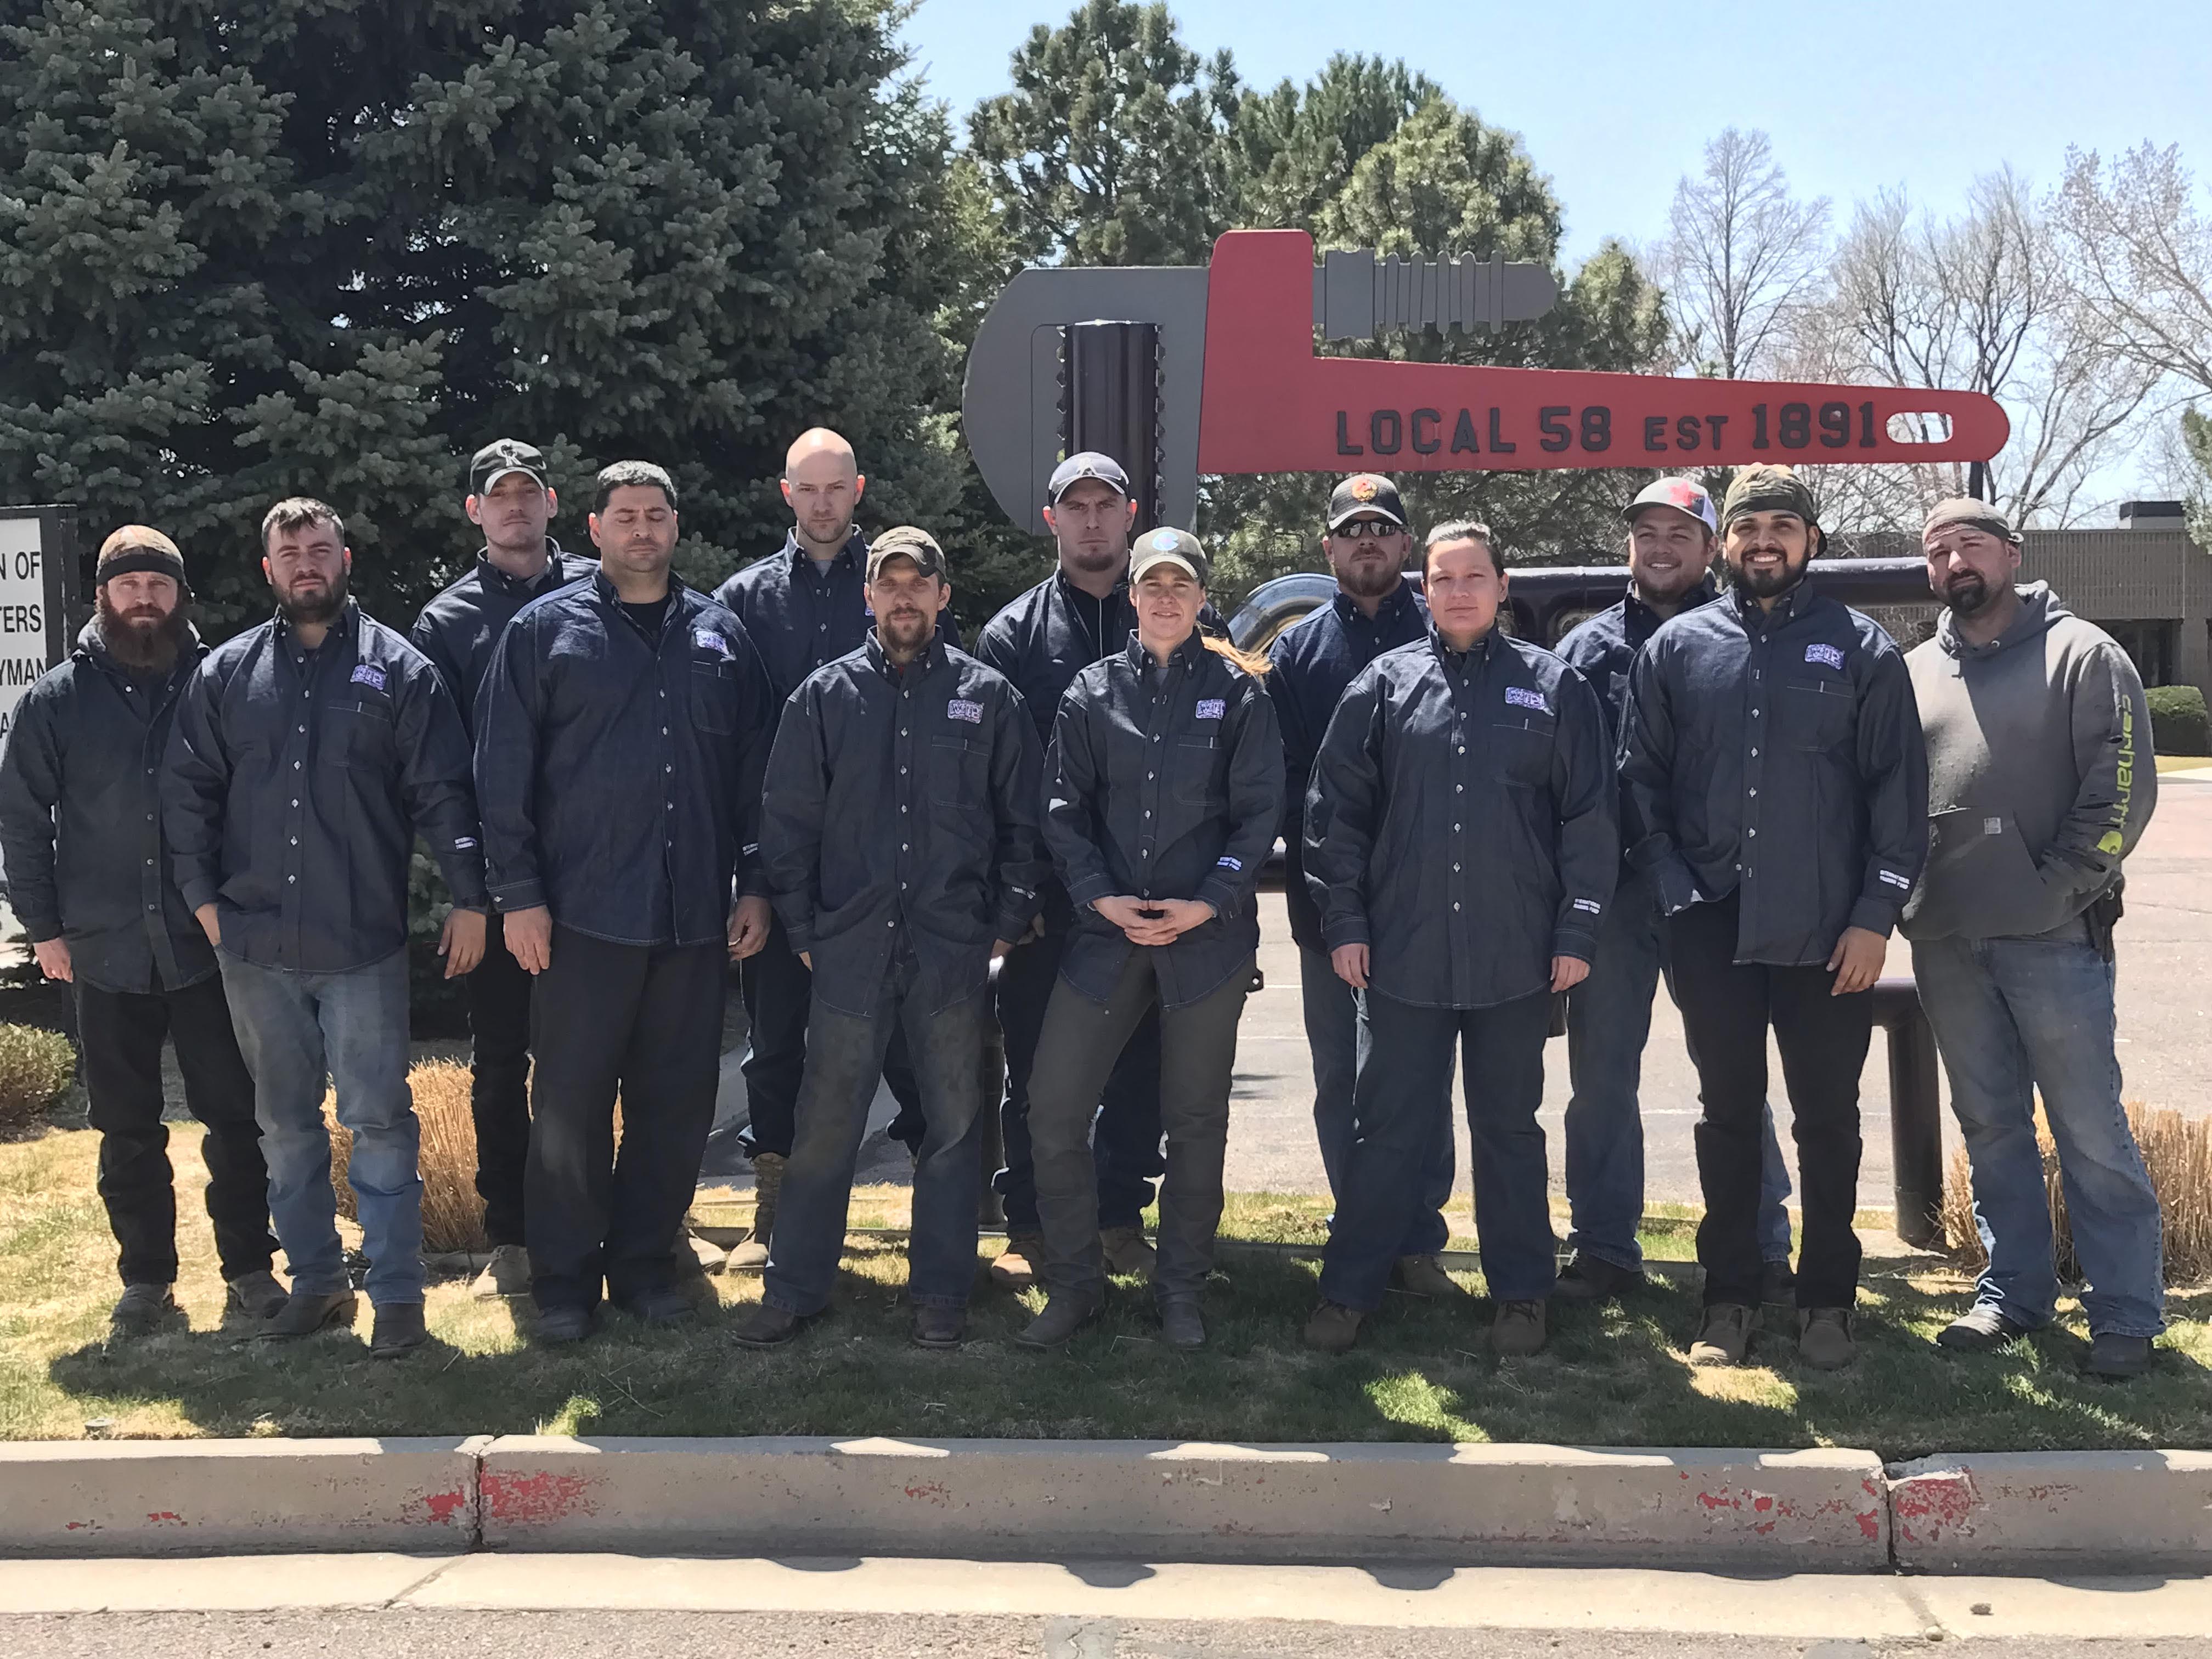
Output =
[
  {"x1": 1657, "y1": 127, "x2": 1830, "y2": 379},
  {"x1": 2055, "y1": 143, "x2": 2212, "y2": 394}
]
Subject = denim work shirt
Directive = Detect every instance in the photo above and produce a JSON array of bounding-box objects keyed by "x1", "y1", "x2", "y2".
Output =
[
  {"x1": 1266, "y1": 578, "x2": 1429, "y2": 955},
  {"x1": 713, "y1": 529, "x2": 960, "y2": 712},
  {"x1": 0, "y1": 623, "x2": 215, "y2": 992},
  {"x1": 978, "y1": 569, "x2": 1226, "y2": 932},
  {"x1": 1045, "y1": 633, "x2": 1283, "y2": 1009},
  {"x1": 1618, "y1": 582, "x2": 1929, "y2": 966},
  {"x1": 1555, "y1": 577, "x2": 1719, "y2": 751},
  {"x1": 476, "y1": 571, "x2": 773, "y2": 947},
  {"x1": 1305, "y1": 627, "x2": 1617, "y2": 1010},
  {"x1": 162, "y1": 603, "x2": 487, "y2": 974},
  {"x1": 761, "y1": 635, "x2": 1044, "y2": 1018},
  {"x1": 409, "y1": 541, "x2": 592, "y2": 738}
]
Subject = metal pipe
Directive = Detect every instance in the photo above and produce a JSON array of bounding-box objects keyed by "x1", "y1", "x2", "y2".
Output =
[{"x1": 1871, "y1": 977, "x2": 1947, "y2": 1249}]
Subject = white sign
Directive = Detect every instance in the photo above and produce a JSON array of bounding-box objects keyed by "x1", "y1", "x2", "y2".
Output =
[{"x1": 0, "y1": 516, "x2": 57, "y2": 746}]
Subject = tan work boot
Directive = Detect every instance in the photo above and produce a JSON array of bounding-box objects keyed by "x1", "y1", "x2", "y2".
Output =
[
  {"x1": 470, "y1": 1243, "x2": 532, "y2": 1300},
  {"x1": 1491, "y1": 1299, "x2": 1548, "y2": 1356},
  {"x1": 1303, "y1": 1301, "x2": 1364, "y2": 1355},
  {"x1": 1392, "y1": 1254, "x2": 1466, "y2": 1299},
  {"x1": 990, "y1": 1232, "x2": 1045, "y2": 1291},
  {"x1": 1797, "y1": 1306, "x2": 1857, "y2": 1370},
  {"x1": 1100, "y1": 1226, "x2": 1156, "y2": 1280},
  {"x1": 1688, "y1": 1302, "x2": 1754, "y2": 1367},
  {"x1": 726, "y1": 1152, "x2": 786, "y2": 1273}
]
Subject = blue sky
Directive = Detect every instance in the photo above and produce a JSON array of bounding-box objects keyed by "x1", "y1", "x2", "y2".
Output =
[{"x1": 898, "y1": 0, "x2": 2212, "y2": 266}]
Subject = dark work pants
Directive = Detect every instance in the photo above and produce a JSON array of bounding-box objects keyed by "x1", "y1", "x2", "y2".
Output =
[
  {"x1": 465, "y1": 916, "x2": 533, "y2": 1246},
  {"x1": 526, "y1": 928, "x2": 724, "y2": 1312},
  {"x1": 995, "y1": 927, "x2": 1164, "y2": 1232},
  {"x1": 1028, "y1": 950, "x2": 1249, "y2": 1305},
  {"x1": 1669, "y1": 893, "x2": 1875, "y2": 1311},
  {"x1": 764, "y1": 956, "x2": 989, "y2": 1316},
  {"x1": 737, "y1": 915, "x2": 926, "y2": 1158},
  {"x1": 1318, "y1": 988, "x2": 1556, "y2": 1311},
  {"x1": 75, "y1": 974, "x2": 275, "y2": 1287}
]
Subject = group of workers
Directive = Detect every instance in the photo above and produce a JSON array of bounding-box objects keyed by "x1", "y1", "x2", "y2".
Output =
[{"x1": 0, "y1": 431, "x2": 2166, "y2": 1378}]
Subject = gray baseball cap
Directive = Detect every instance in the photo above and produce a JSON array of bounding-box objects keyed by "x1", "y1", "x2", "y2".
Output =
[{"x1": 1127, "y1": 526, "x2": 1210, "y2": 587}]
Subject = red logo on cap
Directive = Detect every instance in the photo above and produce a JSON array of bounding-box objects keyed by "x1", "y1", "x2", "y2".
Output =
[{"x1": 1349, "y1": 477, "x2": 1378, "y2": 501}]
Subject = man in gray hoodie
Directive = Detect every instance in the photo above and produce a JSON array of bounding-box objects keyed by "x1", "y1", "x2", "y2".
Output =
[{"x1": 1903, "y1": 498, "x2": 2162, "y2": 1379}]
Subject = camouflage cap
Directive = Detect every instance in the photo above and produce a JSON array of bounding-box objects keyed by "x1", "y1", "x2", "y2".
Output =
[
  {"x1": 1720, "y1": 464, "x2": 1818, "y2": 527},
  {"x1": 1922, "y1": 497, "x2": 2022, "y2": 545},
  {"x1": 865, "y1": 526, "x2": 947, "y2": 583}
]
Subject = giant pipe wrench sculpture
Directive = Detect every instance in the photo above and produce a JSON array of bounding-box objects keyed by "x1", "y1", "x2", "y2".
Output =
[{"x1": 962, "y1": 229, "x2": 2009, "y2": 531}]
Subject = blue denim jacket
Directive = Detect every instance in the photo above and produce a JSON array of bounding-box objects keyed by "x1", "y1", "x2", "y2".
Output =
[
  {"x1": 1618, "y1": 582, "x2": 1929, "y2": 965},
  {"x1": 409, "y1": 541, "x2": 592, "y2": 738},
  {"x1": 713, "y1": 530, "x2": 959, "y2": 710},
  {"x1": 162, "y1": 603, "x2": 486, "y2": 973},
  {"x1": 476, "y1": 572, "x2": 773, "y2": 947},
  {"x1": 1266, "y1": 578, "x2": 1429, "y2": 954}
]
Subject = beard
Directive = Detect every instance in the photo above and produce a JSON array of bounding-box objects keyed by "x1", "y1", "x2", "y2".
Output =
[
  {"x1": 95, "y1": 590, "x2": 189, "y2": 673},
  {"x1": 877, "y1": 610, "x2": 935, "y2": 654},
  {"x1": 277, "y1": 567, "x2": 349, "y2": 627},
  {"x1": 1334, "y1": 550, "x2": 1402, "y2": 601},
  {"x1": 1942, "y1": 572, "x2": 1999, "y2": 617},
  {"x1": 1729, "y1": 549, "x2": 1808, "y2": 600}
]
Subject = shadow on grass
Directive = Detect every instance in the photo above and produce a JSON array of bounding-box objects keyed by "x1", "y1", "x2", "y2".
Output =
[{"x1": 33, "y1": 1226, "x2": 2212, "y2": 1457}]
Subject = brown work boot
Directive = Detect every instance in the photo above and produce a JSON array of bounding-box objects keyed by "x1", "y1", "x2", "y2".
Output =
[
  {"x1": 990, "y1": 1232, "x2": 1045, "y2": 1292},
  {"x1": 725, "y1": 1152, "x2": 785, "y2": 1273},
  {"x1": 369, "y1": 1301, "x2": 428, "y2": 1359},
  {"x1": 1491, "y1": 1299, "x2": 1548, "y2": 1357},
  {"x1": 1302, "y1": 1301, "x2": 1364, "y2": 1355},
  {"x1": 470, "y1": 1244, "x2": 532, "y2": 1300},
  {"x1": 1392, "y1": 1254, "x2": 1466, "y2": 1299},
  {"x1": 1100, "y1": 1226, "x2": 1156, "y2": 1279},
  {"x1": 1797, "y1": 1306, "x2": 1857, "y2": 1371},
  {"x1": 1687, "y1": 1302, "x2": 1754, "y2": 1367},
  {"x1": 1013, "y1": 1294, "x2": 1100, "y2": 1350},
  {"x1": 223, "y1": 1271, "x2": 289, "y2": 1324},
  {"x1": 1552, "y1": 1252, "x2": 1642, "y2": 1303},
  {"x1": 259, "y1": 1288, "x2": 359, "y2": 1340},
  {"x1": 730, "y1": 1302, "x2": 807, "y2": 1350}
]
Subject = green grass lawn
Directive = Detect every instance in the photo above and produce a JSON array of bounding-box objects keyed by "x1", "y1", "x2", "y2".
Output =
[{"x1": 4, "y1": 1124, "x2": 2207, "y2": 1456}]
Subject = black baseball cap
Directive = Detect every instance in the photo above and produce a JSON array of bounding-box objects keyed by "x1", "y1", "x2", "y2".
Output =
[
  {"x1": 1047, "y1": 451, "x2": 1130, "y2": 503},
  {"x1": 1327, "y1": 473, "x2": 1406, "y2": 532},
  {"x1": 470, "y1": 438, "x2": 550, "y2": 497}
]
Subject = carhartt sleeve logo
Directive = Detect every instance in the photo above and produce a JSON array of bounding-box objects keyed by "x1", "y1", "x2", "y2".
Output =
[
  {"x1": 1804, "y1": 643, "x2": 1846, "y2": 670},
  {"x1": 350, "y1": 663, "x2": 387, "y2": 692},
  {"x1": 1504, "y1": 686, "x2": 1550, "y2": 715},
  {"x1": 946, "y1": 698, "x2": 984, "y2": 724},
  {"x1": 1195, "y1": 698, "x2": 1226, "y2": 720}
]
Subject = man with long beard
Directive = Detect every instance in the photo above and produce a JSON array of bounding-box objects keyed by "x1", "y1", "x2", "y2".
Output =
[
  {"x1": 165, "y1": 499, "x2": 489, "y2": 1359},
  {"x1": 0, "y1": 528, "x2": 281, "y2": 1336},
  {"x1": 733, "y1": 528, "x2": 1041, "y2": 1350}
]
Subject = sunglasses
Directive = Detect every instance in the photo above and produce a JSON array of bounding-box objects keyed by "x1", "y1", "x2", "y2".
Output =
[{"x1": 1330, "y1": 518, "x2": 1402, "y2": 540}]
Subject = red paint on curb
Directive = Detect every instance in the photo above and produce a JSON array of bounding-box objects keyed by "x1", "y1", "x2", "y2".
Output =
[
  {"x1": 902, "y1": 1481, "x2": 952, "y2": 1506},
  {"x1": 1891, "y1": 1470, "x2": 1977, "y2": 1541},
  {"x1": 481, "y1": 1470, "x2": 595, "y2": 1525},
  {"x1": 421, "y1": 1488, "x2": 469, "y2": 1526},
  {"x1": 144, "y1": 1511, "x2": 184, "y2": 1525}
]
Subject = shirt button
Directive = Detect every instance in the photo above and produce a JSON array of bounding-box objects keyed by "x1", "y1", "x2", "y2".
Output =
[
  {"x1": 1452, "y1": 862, "x2": 1461, "y2": 873},
  {"x1": 664, "y1": 764, "x2": 673, "y2": 773},
  {"x1": 1748, "y1": 827, "x2": 1758, "y2": 837},
  {"x1": 290, "y1": 798, "x2": 298, "y2": 808},
  {"x1": 1455, "y1": 783, "x2": 1464, "y2": 793},
  {"x1": 292, "y1": 760, "x2": 302, "y2": 769},
  {"x1": 1143, "y1": 810, "x2": 1152, "y2": 818},
  {"x1": 1452, "y1": 901, "x2": 1462, "y2": 912},
  {"x1": 145, "y1": 856, "x2": 154, "y2": 865},
  {"x1": 1751, "y1": 747, "x2": 1759, "y2": 758},
  {"x1": 899, "y1": 766, "x2": 908, "y2": 776},
  {"x1": 1147, "y1": 771, "x2": 1156, "y2": 780},
  {"x1": 290, "y1": 837, "x2": 298, "y2": 847},
  {"x1": 297, "y1": 724, "x2": 306, "y2": 733},
  {"x1": 286, "y1": 874, "x2": 296, "y2": 884},
  {"x1": 1457, "y1": 747, "x2": 1465, "y2": 755},
  {"x1": 899, "y1": 728, "x2": 908, "y2": 737},
  {"x1": 1752, "y1": 708, "x2": 1760, "y2": 718},
  {"x1": 1153, "y1": 735, "x2": 1161, "y2": 743},
  {"x1": 900, "y1": 805, "x2": 909, "y2": 813},
  {"x1": 1749, "y1": 788, "x2": 1757, "y2": 797},
  {"x1": 901, "y1": 843, "x2": 910, "y2": 852},
  {"x1": 1452, "y1": 822, "x2": 1462, "y2": 833}
]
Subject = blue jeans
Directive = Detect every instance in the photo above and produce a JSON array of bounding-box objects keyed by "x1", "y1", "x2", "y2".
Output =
[
  {"x1": 1301, "y1": 947, "x2": 1454, "y2": 1257},
  {"x1": 1321, "y1": 989, "x2": 1556, "y2": 1309},
  {"x1": 765, "y1": 957, "x2": 988, "y2": 1315},
  {"x1": 1912, "y1": 924, "x2": 2164, "y2": 1338},
  {"x1": 217, "y1": 950, "x2": 421, "y2": 1306},
  {"x1": 1565, "y1": 871, "x2": 1796, "y2": 1271}
]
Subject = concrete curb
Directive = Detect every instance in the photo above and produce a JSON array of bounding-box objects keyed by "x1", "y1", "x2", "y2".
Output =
[
  {"x1": 3, "y1": 1436, "x2": 2207, "y2": 1571},
  {"x1": 1887, "y1": 1450, "x2": 2212, "y2": 1572},
  {"x1": 0, "y1": 1437, "x2": 484, "y2": 1555}
]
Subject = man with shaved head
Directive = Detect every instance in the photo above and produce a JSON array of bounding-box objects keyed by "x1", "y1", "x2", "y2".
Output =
[{"x1": 712, "y1": 428, "x2": 957, "y2": 1269}]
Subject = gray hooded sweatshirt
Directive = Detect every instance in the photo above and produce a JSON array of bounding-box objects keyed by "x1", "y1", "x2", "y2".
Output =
[{"x1": 1901, "y1": 582, "x2": 2155, "y2": 942}]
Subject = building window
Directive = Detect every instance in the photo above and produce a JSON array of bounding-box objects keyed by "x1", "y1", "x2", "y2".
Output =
[{"x1": 2103, "y1": 620, "x2": 2177, "y2": 688}]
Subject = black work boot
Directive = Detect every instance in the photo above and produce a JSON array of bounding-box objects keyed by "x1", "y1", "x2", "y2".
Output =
[
  {"x1": 730, "y1": 1302, "x2": 807, "y2": 1349},
  {"x1": 1553, "y1": 1254, "x2": 1642, "y2": 1302},
  {"x1": 1937, "y1": 1305, "x2": 2034, "y2": 1353},
  {"x1": 110, "y1": 1283, "x2": 181, "y2": 1337},
  {"x1": 1014, "y1": 1294, "x2": 1100, "y2": 1350},
  {"x1": 369, "y1": 1301, "x2": 428, "y2": 1359}
]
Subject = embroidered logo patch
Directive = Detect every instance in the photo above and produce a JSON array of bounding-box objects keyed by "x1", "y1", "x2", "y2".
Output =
[
  {"x1": 1504, "y1": 686, "x2": 1550, "y2": 715},
  {"x1": 1571, "y1": 898, "x2": 1602, "y2": 914},
  {"x1": 946, "y1": 698, "x2": 984, "y2": 724},
  {"x1": 1217, "y1": 855, "x2": 1243, "y2": 871},
  {"x1": 1148, "y1": 529, "x2": 1182, "y2": 553},
  {"x1": 1878, "y1": 869, "x2": 1913, "y2": 890},
  {"x1": 454, "y1": 837, "x2": 478, "y2": 850},
  {"x1": 349, "y1": 663, "x2": 387, "y2": 692},
  {"x1": 1804, "y1": 642, "x2": 1845, "y2": 670},
  {"x1": 1195, "y1": 698, "x2": 1226, "y2": 720},
  {"x1": 693, "y1": 628, "x2": 732, "y2": 657}
]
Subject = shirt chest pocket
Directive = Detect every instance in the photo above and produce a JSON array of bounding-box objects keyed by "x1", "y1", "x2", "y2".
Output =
[
  {"x1": 928, "y1": 733, "x2": 988, "y2": 809},
  {"x1": 327, "y1": 696, "x2": 395, "y2": 770},
  {"x1": 1171, "y1": 735, "x2": 1225, "y2": 804},
  {"x1": 1781, "y1": 675, "x2": 1855, "y2": 753},
  {"x1": 1488, "y1": 714, "x2": 1556, "y2": 787},
  {"x1": 690, "y1": 658, "x2": 739, "y2": 736}
]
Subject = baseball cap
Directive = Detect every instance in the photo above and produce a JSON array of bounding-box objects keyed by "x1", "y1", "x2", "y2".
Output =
[
  {"x1": 1127, "y1": 526, "x2": 1210, "y2": 587},
  {"x1": 1327, "y1": 473, "x2": 1406, "y2": 531},
  {"x1": 1623, "y1": 477, "x2": 1719, "y2": 537},
  {"x1": 1047, "y1": 452, "x2": 1130, "y2": 503},
  {"x1": 469, "y1": 438, "x2": 550, "y2": 498},
  {"x1": 1721, "y1": 464, "x2": 1818, "y2": 527},
  {"x1": 865, "y1": 526, "x2": 948, "y2": 583},
  {"x1": 1922, "y1": 498, "x2": 2022, "y2": 545}
]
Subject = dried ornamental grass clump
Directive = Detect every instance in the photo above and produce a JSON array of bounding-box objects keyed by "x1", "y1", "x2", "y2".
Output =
[
  {"x1": 326, "y1": 1059, "x2": 489, "y2": 1254},
  {"x1": 1943, "y1": 1102, "x2": 2212, "y2": 1287},
  {"x1": 0, "y1": 1023, "x2": 77, "y2": 1128}
]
